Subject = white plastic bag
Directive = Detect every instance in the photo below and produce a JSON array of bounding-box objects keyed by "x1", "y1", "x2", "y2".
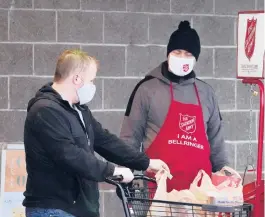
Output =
[
  {"x1": 147, "y1": 170, "x2": 202, "y2": 217},
  {"x1": 148, "y1": 168, "x2": 243, "y2": 217},
  {"x1": 147, "y1": 170, "x2": 171, "y2": 216},
  {"x1": 189, "y1": 169, "x2": 244, "y2": 207},
  {"x1": 212, "y1": 166, "x2": 242, "y2": 189}
]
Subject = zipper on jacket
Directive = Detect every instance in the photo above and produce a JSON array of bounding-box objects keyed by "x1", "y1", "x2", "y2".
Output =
[{"x1": 72, "y1": 109, "x2": 87, "y2": 135}]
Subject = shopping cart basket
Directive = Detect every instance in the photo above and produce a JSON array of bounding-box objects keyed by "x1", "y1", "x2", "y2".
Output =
[{"x1": 106, "y1": 174, "x2": 253, "y2": 217}]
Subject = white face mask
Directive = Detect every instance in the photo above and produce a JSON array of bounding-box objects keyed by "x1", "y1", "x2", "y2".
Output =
[
  {"x1": 77, "y1": 83, "x2": 96, "y2": 105},
  {"x1": 168, "y1": 55, "x2": 196, "y2": 76}
]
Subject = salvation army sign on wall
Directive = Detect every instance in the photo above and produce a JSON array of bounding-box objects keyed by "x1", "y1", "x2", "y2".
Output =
[{"x1": 237, "y1": 11, "x2": 264, "y2": 79}]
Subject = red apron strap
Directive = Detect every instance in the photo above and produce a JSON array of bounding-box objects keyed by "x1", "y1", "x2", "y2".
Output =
[{"x1": 194, "y1": 84, "x2": 202, "y2": 107}]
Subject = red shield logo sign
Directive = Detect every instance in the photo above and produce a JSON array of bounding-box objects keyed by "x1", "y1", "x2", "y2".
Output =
[
  {"x1": 179, "y1": 114, "x2": 196, "y2": 134},
  {"x1": 244, "y1": 17, "x2": 257, "y2": 61},
  {"x1": 183, "y1": 64, "x2": 189, "y2": 72}
]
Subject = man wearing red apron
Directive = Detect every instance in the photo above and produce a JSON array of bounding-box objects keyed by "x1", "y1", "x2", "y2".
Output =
[{"x1": 120, "y1": 20, "x2": 229, "y2": 191}]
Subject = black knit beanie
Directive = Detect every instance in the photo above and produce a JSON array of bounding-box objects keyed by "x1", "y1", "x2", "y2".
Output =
[{"x1": 167, "y1": 20, "x2": 201, "y2": 60}]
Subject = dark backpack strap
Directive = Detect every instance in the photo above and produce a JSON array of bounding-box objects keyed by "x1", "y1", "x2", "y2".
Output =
[{"x1": 125, "y1": 75, "x2": 155, "y2": 116}]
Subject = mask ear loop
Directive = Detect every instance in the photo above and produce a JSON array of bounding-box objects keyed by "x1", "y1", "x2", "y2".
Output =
[{"x1": 73, "y1": 71, "x2": 85, "y2": 106}]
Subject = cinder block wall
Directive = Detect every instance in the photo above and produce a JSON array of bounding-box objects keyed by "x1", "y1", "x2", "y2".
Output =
[{"x1": 0, "y1": 0, "x2": 264, "y2": 216}]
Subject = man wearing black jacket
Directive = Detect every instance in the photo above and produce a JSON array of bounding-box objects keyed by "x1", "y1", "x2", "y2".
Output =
[{"x1": 23, "y1": 49, "x2": 169, "y2": 217}]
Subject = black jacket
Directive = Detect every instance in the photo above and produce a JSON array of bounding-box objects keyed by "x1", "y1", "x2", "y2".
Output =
[{"x1": 23, "y1": 83, "x2": 150, "y2": 217}]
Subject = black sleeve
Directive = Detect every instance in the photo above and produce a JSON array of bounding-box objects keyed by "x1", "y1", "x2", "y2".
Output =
[
  {"x1": 32, "y1": 106, "x2": 115, "y2": 182},
  {"x1": 91, "y1": 114, "x2": 150, "y2": 171}
]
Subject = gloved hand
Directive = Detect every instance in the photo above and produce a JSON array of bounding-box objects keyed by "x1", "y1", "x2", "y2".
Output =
[
  {"x1": 113, "y1": 167, "x2": 134, "y2": 183},
  {"x1": 146, "y1": 159, "x2": 170, "y2": 174},
  {"x1": 216, "y1": 166, "x2": 241, "y2": 178},
  {"x1": 212, "y1": 166, "x2": 242, "y2": 187}
]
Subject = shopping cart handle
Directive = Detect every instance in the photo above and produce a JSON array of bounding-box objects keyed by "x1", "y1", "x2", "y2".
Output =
[
  {"x1": 133, "y1": 174, "x2": 156, "y2": 183},
  {"x1": 105, "y1": 174, "x2": 156, "y2": 186},
  {"x1": 105, "y1": 175, "x2": 124, "y2": 185}
]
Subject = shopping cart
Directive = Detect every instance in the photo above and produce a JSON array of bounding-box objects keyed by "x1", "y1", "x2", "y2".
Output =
[{"x1": 106, "y1": 174, "x2": 253, "y2": 217}]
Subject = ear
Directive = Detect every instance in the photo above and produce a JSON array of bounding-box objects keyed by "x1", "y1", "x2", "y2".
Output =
[{"x1": 72, "y1": 74, "x2": 82, "y2": 85}]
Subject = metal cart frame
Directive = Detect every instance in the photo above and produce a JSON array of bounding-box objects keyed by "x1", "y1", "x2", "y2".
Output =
[{"x1": 106, "y1": 175, "x2": 253, "y2": 217}]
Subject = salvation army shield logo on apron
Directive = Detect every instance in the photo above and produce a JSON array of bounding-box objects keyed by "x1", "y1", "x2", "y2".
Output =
[
  {"x1": 179, "y1": 113, "x2": 196, "y2": 134},
  {"x1": 245, "y1": 17, "x2": 257, "y2": 61}
]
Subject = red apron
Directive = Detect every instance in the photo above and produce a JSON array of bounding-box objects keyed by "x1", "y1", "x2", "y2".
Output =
[{"x1": 146, "y1": 82, "x2": 212, "y2": 192}]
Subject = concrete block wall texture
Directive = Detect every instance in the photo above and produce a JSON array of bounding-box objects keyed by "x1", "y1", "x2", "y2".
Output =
[{"x1": 0, "y1": 0, "x2": 264, "y2": 216}]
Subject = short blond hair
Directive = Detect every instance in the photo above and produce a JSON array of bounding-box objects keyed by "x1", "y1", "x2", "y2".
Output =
[{"x1": 54, "y1": 49, "x2": 98, "y2": 82}]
